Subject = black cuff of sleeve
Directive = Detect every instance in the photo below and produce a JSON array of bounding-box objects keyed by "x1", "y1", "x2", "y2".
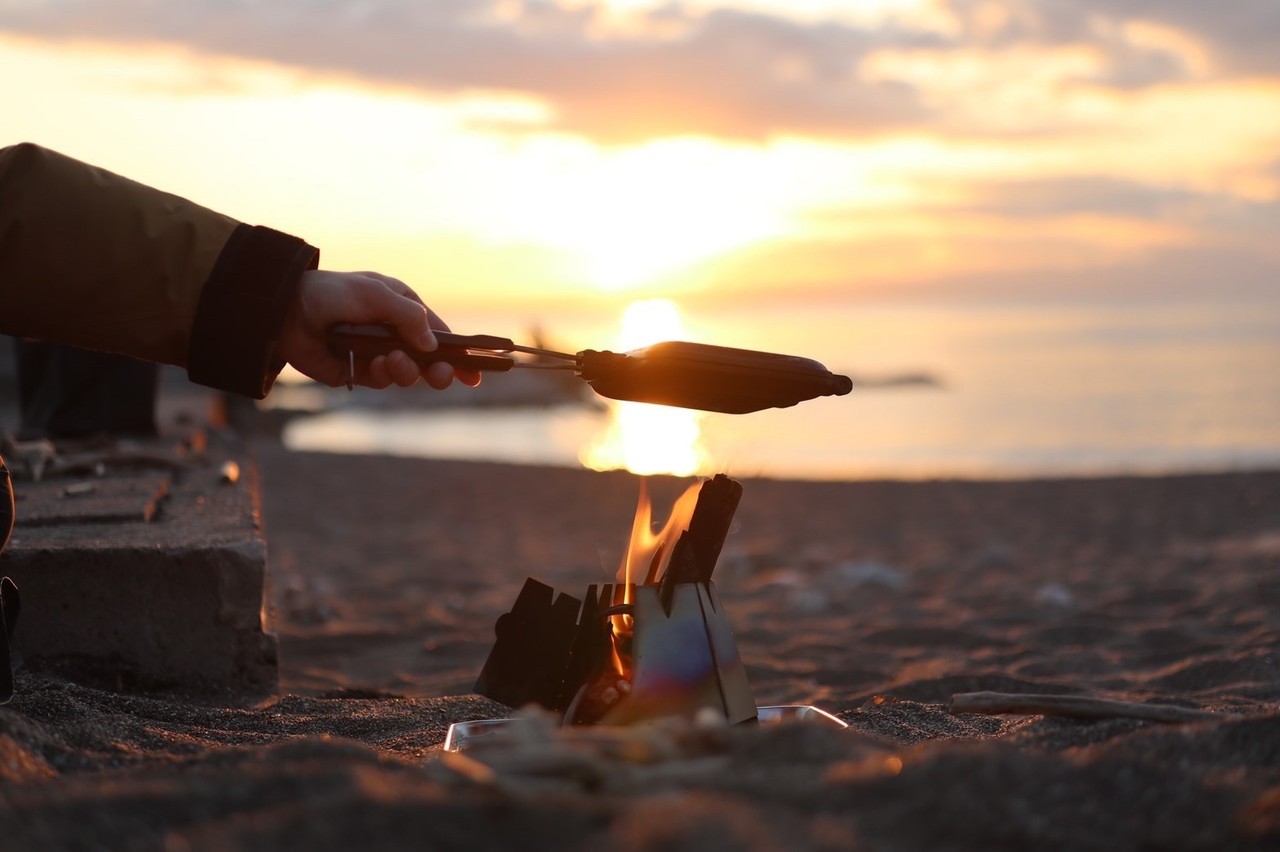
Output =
[{"x1": 188, "y1": 224, "x2": 319, "y2": 399}]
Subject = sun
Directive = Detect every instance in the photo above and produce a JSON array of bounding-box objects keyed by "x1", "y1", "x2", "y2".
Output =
[{"x1": 581, "y1": 299, "x2": 710, "y2": 476}]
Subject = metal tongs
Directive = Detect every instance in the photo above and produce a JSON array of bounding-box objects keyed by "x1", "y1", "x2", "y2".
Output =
[{"x1": 326, "y1": 323, "x2": 853, "y2": 414}]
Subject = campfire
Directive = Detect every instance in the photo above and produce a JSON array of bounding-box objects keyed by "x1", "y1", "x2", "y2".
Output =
[{"x1": 474, "y1": 474, "x2": 757, "y2": 726}]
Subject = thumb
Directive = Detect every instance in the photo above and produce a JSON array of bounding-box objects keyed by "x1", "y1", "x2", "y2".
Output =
[{"x1": 373, "y1": 290, "x2": 437, "y2": 352}]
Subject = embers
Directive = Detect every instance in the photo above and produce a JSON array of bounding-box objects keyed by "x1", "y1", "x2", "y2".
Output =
[{"x1": 474, "y1": 475, "x2": 756, "y2": 726}]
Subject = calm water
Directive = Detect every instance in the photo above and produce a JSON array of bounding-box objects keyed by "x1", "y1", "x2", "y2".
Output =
[{"x1": 285, "y1": 296, "x2": 1280, "y2": 480}]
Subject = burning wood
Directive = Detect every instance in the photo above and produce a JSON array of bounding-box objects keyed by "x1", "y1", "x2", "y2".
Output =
[
  {"x1": 475, "y1": 475, "x2": 756, "y2": 727},
  {"x1": 658, "y1": 474, "x2": 741, "y2": 608}
]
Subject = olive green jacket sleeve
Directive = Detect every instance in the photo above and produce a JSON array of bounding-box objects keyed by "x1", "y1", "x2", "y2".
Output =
[{"x1": 0, "y1": 142, "x2": 318, "y2": 398}]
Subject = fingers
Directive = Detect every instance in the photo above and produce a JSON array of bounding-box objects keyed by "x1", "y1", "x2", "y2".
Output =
[
  {"x1": 363, "y1": 271, "x2": 425, "y2": 307},
  {"x1": 426, "y1": 307, "x2": 452, "y2": 333},
  {"x1": 363, "y1": 355, "x2": 393, "y2": 390},
  {"x1": 455, "y1": 367, "x2": 483, "y2": 388},
  {"x1": 286, "y1": 268, "x2": 477, "y2": 393},
  {"x1": 424, "y1": 361, "x2": 457, "y2": 390},
  {"x1": 370, "y1": 286, "x2": 437, "y2": 352},
  {"x1": 354, "y1": 280, "x2": 463, "y2": 387},
  {"x1": 363, "y1": 351, "x2": 452, "y2": 389},
  {"x1": 385, "y1": 350, "x2": 426, "y2": 387},
  {"x1": 384, "y1": 279, "x2": 440, "y2": 349},
  {"x1": 335, "y1": 273, "x2": 435, "y2": 352}
]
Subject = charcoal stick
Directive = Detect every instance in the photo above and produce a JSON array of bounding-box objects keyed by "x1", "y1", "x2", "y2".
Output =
[
  {"x1": 659, "y1": 475, "x2": 742, "y2": 610},
  {"x1": 686, "y1": 474, "x2": 743, "y2": 582}
]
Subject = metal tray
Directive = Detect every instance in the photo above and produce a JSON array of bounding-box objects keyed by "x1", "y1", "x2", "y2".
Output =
[{"x1": 443, "y1": 704, "x2": 847, "y2": 752}]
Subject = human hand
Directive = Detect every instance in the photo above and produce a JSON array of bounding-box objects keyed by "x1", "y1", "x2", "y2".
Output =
[{"x1": 277, "y1": 270, "x2": 482, "y2": 389}]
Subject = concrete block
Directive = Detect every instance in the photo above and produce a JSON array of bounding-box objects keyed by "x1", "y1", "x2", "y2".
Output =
[
  {"x1": 12, "y1": 472, "x2": 170, "y2": 526},
  {"x1": 0, "y1": 432, "x2": 278, "y2": 701}
]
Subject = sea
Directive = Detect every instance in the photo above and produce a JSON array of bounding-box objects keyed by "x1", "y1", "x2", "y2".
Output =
[{"x1": 283, "y1": 294, "x2": 1280, "y2": 481}]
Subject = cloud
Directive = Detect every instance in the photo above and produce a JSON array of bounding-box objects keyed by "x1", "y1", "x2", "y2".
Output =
[
  {"x1": 1069, "y1": 0, "x2": 1280, "y2": 78},
  {"x1": 679, "y1": 163, "x2": 1280, "y2": 305},
  {"x1": 928, "y1": 243, "x2": 1280, "y2": 302},
  {"x1": 943, "y1": 175, "x2": 1205, "y2": 220},
  {"x1": 1, "y1": 0, "x2": 1277, "y2": 144},
  {"x1": 0, "y1": 1, "x2": 936, "y2": 142},
  {"x1": 688, "y1": 233, "x2": 1280, "y2": 307},
  {"x1": 944, "y1": 0, "x2": 1280, "y2": 78},
  {"x1": 808, "y1": 172, "x2": 1280, "y2": 251}
]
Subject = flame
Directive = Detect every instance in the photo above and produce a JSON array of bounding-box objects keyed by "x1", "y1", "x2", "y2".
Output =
[
  {"x1": 617, "y1": 479, "x2": 702, "y2": 589},
  {"x1": 571, "y1": 477, "x2": 707, "y2": 720},
  {"x1": 619, "y1": 478, "x2": 655, "y2": 592},
  {"x1": 607, "y1": 478, "x2": 703, "y2": 672}
]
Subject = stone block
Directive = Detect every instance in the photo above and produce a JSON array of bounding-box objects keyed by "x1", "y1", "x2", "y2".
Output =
[{"x1": 0, "y1": 432, "x2": 278, "y2": 701}]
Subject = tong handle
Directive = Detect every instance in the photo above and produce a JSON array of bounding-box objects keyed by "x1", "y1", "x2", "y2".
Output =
[{"x1": 325, "y1": 323, "x2": 516, "y2": 373}]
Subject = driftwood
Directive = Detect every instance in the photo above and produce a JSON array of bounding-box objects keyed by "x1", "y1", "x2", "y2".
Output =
[{"x1": 949, "y1": 691, "x2": 1231, "y2": 724}]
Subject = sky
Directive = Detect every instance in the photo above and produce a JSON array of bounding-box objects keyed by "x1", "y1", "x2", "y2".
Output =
[{"x1": 2, "y1": 0, "x2": 1278, "y2": 320}]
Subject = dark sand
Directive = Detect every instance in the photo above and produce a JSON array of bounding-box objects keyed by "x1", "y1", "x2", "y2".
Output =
[{"x1": 3, "y1": 444, "x2": 1279, "y2": 850}]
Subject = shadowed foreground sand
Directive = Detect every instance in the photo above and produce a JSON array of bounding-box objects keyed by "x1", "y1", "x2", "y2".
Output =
[{"x1": 2, "y1": 447, "x2": 1279, "y2": 850}]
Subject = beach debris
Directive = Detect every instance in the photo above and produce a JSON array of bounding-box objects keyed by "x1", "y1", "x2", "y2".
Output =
[
  {"x1": 474, "y1": 475, "x2": 757, "y2": 727},
  {"x1": 833, "y1": 560, "x2": 907, "y2": 592},
  {"x1": 0, "y1": 436, "x2": 56, "y2": 482},
  {"x1": 1035, "y1": 582, "x2": 1076, "y2": 609},
  {"x1": 0, "y1": 436, "x2": 195, "y2": 482},
  {"x1": 785, "y1": 586, "x2": 833, "y2": 614},
  {"x1": 948, "y1": 691, "x2": 1233, "y2": 724},
  {"x1": 219, "y1": 460, "x2": 241, "y2": 484}
]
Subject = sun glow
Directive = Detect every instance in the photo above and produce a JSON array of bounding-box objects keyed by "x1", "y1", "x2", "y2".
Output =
[
  {"x1": 581, "y1": 299, "x2": 710, "y2": 476},
  {"x1": 505, "y1": 138, "x2": 788, "y2": 290},
  {"x1": 7, "y1": 15, "x2": 1278, "y2": 315}
]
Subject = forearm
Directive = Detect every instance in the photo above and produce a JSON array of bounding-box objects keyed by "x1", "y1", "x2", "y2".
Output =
[
  {"x1": 0, "y1": 143, "x2": 317, "y2": 397},
  {"x1": 187, "y1": 222, "x2": 317, "y2": 397}
]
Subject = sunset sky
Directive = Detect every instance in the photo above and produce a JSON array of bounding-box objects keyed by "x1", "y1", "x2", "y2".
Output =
[{"x1": 3, "y1": 0, "x2": 1278, "y2": 321}]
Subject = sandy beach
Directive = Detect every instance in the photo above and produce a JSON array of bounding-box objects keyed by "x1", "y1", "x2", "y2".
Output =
[{"x1": 2, "y1": 441, "x2": 1279, "y2": 850}]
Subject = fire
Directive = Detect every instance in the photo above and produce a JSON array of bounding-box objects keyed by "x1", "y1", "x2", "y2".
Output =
[
  {"x1": 475, "y1": 472, "x2": 753, "y2": 728},
  {"x1": 553, "y1": 473, "x2": 752, "y2": 726},
  {"x1": 617, "y1": 478, "x2": 703, "y2": 589},
  {"x1": 607, "y1": 479, "x2": 703, "y2": 673},
  {"x1": 570, "y1": 477, "x2": 703, "y2": 721}
]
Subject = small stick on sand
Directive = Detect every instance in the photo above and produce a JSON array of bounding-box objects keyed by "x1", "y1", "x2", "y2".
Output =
[{"x1": 949, "y1": 691, "x2": 1231, "y2": 724}]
